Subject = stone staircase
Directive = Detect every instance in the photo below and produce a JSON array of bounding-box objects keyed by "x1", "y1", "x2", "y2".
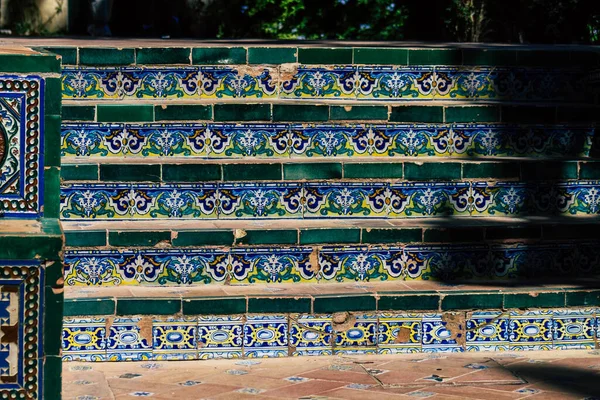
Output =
[{"x1": 50, "y1": 43, "x2": 600, "y2": 361}]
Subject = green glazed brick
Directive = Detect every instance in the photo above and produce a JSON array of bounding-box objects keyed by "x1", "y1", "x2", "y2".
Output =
[
  {"x1": 136, "y1": 47, "x2": 191, "y2": 64},
  {"x1": 45, "y1": 78, "x2": 62, "y2": 116},
  {"x1": 248, "y1": 47, "x2": 297, "y2": 64},
  {"x1": 313, "y1": 295, "x2": 376, "y2": 313},
  {"x1": 0, "y1": 236, "x2": 63, "y2": 259},
  {"x1": 248, "y1": 297, "x2": 311, "y2": 313},
  {"x1": 223, "y1": 163, "x2": 281, "y2": 181},
  {"x1": 214, "y1": 104, "x2": 270, "y2": 121},
  {"x1": 362, "y1": 228, "x2": 421, "y2": 244},
  {"x1": 504, "y1": 292, "x2": 566, "y2": 309},
  {"x1": 486, "y1": 226, "x2": 541, "y2": 240},
  {"x1": 329, "y1": 105, "x2": 388, "y2": 120},
  {"x1": 353, "y1": 48, "x2": 408, "y2": 65},
  {"x1": 61, "y1": 164, "x2": 99, "y2": 181},
  {"x1": 404, "y1": 162, "x2": 461, "y2": 180},
  {"x1": 570, "y1": 51, "x2": 600, "y2": 67},
  {"x1": 378, "y1": 294, "x2": 439, "y2": 311},
  {"x1": 172, "y1": 230, "x2": 234, "y2": 246},
  {"x1": 424, "y1": 228, "x2": 484, "y2": 243},
  {"x1": 109, "y1": 231, "x2": 171, "y2": 247},
  {"x1": 44, "y1": 166, "x2": 60, "y2": 218},
  {"x1": 43, "y1": 289, "x2": 63, "y2": 356},
  {"x1": 79, "y1": 47, "x2": 135, "y2": 65},
  {"x1": 64, "y1": 298, "x2": 115, "y2": 316},
  {"x1": 501, "y1": 106, "x2": 556, "y2": 124},
  {"x1": 390, "y1": 106, "x2": 443, "y2": 123},
  {"x1": 44, "y1": 115, "x2": 61, "y2": 167},
  {"x1": 298, "y1": 48, "x2": 352, "y2": 64},
  {"x1": 117, "y1": 299, "x2": 181, "y2": 315},
  {"x1": 542, "y1": 224, "x2": 600, "y2": 240},
  {"x1": 462, "y1": 162, "x2": 520, "y2": 179},
  {"x1": 565, "y1": 290, "x2": 600, "y2": 307},
  {"x1": 97, "y1": 105, "x2": 154, "y2": 122},
  {"x1": 557, "y1": 106, "x2": 600, "y2": 123},
  {"x1": 442, "y1": 293, "x2": 503, "y2": 310},
  {"x1": 192, "y1": 47, "x2": 247, "y2": 65},
  {"x1": 64, "y1": 230, "x2": 106, "y2": 247},
  {"x1": 409, "y1": 49, "x2": 462, "y2": 65},
  {"x1": 520, "y1": 161, "x2": 577, "y2": 180},
  {"x1": 0, "y1": 54, "x2": 60, "y2": 73},
  {"x1": 236, "y1": 229, "x2": 297, "y2": 245},
  {"x1": 462, "y1": 49, "x2": 517, "y2": 66},
  {"x1": 63, "y1": 105, "x2": 95, "y2": 121},
  {"x1": 100, "y1": 164, "x2": 161, "y2": 182},
  {"x1": 43, "y1": 356, "x2": 62, "y2": 400},
  {"x1": 273, "y1": 105, "x2": 329, "y2": 122},
  {"x1": 283, "y1": 163, "x2": 342, "y2": 180},
  {"x1": 516, "y1": 50, "x2": 571, "y2": 67},
  {"x1": 299, "y1": 229, "x2": 360, "y2": 244},
  {"x1": 162, "y1": 164, "x2": 221, "y2": 182},
  {"x1": 579, "y1": 162, "x2": 600, "y2": 179},
  {"x1": 46, "y1": 47, "x2": 77, "y2": 64},
  {"x1": 445, "y1": 106, "x2": 499, "y2": 123},
  {"x1": 344, "y1": 163, "x2": 403, "y2": 179},
  {"x1": 183, "y1": 297, "x2": 246, "y2": 315},
  {"x1": 155, "y1": 105, "x2": 212, "y2": 121}
]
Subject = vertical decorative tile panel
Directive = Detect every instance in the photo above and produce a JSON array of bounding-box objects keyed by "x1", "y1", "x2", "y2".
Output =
[
  {"x1": 466, "y1": 312, "x2": 509, "y2": 351},
  {"x1": 552, "y1": 309, "x2": 596, "y2": 350},
  {"x1": 198, "y1": 316, "x2": 243, "y2": 359},
  {"x1": 422, "y1": 314, "x2": 464, "y2": 353},
  {"x1": 106, "y1": 318, "x2": 152, "y2": 361},
  {"x1": 333, "y1": 314, "x2": 378, "y2": 355},
  {"x1": 509, "y1": 310, "x2": 553, "y2": 351},
  {"x1": 62, "y1": 318, "x2": 107, "y2": 361},
  {"x1": 0, "y1": 76, "x2": 43, "y2": 218},
  {"x1": 243, "y1": 315, "x2": 288, "y2": 358},
  {"x1": 378, "y1": 313, "x2": 422, "y2": 354},
  {"x1": 153, "y1": 318, "x2": 198, "y2": 360},
  {"x1": 290, "y1": 315, "x2": 333, "y2": 356}
]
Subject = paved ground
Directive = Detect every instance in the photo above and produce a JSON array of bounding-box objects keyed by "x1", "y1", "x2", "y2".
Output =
[{"x1": 63, "y1": 350, "x2": 600, "y2": 399}]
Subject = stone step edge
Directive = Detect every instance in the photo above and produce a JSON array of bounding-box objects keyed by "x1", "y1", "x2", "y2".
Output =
[{"x1": 63, "y1": 285, "x2": 600, "y2": 317}]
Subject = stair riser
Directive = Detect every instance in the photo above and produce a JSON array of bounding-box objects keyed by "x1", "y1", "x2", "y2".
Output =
[
  {"x1": 62, "y1": 308, "x2": 599, "y2": 361},
  {"x1": 64, "y1": 241, "x2": 600, "y2": 286}
]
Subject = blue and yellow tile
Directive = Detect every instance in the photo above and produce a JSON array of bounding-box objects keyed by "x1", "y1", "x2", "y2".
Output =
[
  {"x1": 153, "y1": 318, "x2": 198, "y2": 360},
  {"x1": 244, "y1": 315, "x2": 288, "y2": 358},
  {"x1": 378, "y1": 313, "x2": 422, "y2": 354},
  {"x1": 334, "y1": 314, "x2": 378, "y2": 355},
  {"x1": 422, "y1": 314, "x2": 464, "y2": 353},
  {"x1": 508, "y1": 310, "x2": 553, "y2": 351},
  {"x1": 62, "y1": 318, "x2": 107, "y2": 361},
  {"x1": 552, "y1": 309, "x2": 596, "y2": 350},
  {"x1": 198, "y1": 316, "x2": 243, "y2": 359},
  {"x1": 106, "y1": 317, "x2": 152, "y2": 361},
  {"x1": 466, "y1": 312, "x2": 509, "y2": 352},
  {"x1": 290, "y1": 314, "x2": 333, "y2": 356}
]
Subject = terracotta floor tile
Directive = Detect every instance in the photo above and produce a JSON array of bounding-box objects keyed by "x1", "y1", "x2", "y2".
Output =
[
  {"x1": 298, "y1": 369, "x2": 377, "y2": 384},
  {"x1": 320, "y1": 387, "x2": 410, "y2": 399},
  {"x1": 261, "y1": 380, "x2": 347, "y2": 398}
]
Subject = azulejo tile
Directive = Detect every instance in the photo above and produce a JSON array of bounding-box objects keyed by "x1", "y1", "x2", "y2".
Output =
[
  {"x1": 466, "y1": 311, "x2": 509, "y2": 351},
  {"x1": 508, "y1": 310, "x2": 553, "y2": 350},
  {"x1": 422, "y1": 314, "x2": 464, "y2": 353},
  {"x1": 552, "y1": 308, "x2": 596, "y2": 350},
  {"x1": 62, "y1": 67, "x2": 277, "y2": 99},
  {"x1": 219, "y1": 182, "x2": 303, "y2": 219},
  {"x1": 0, "y1": 76, "x2": 43, "y2": 218},
  {"x1": 319, "y1": 246, "x2": 394, "y2": 282},
  {"x1": 198, "y1": 316, "x2": 243, "y2": 359},
  {"x1": 333, "y1": 314, "x2": 378, "y2": 355},
  {"x1": 378, "y1": 313, "x2": 422, "y2": 354},
  {"x1": 152, "y1": 318, "x2": 197, "y2": 360},
  {"x1": 106, "y1": 317, "x2": 152, "y2": 361},
  {"x1": 289, "y1": 314, "x2": 333, "y2": 356},
  {"x1": 62, "y1": 317, "x2": 107, "y2": 361},
  {"x1": 61, "y1": 123, "x2": 595, "y2": 159},
  {"x1": 303, "y1": 182, "x2": 388, "y2": 218},
  {"x1": 229, "y1": 247, "x2": 315, "y2": 284},
  {"x1": 243, "y1": 315, "x2": 288, "y2": 358}
]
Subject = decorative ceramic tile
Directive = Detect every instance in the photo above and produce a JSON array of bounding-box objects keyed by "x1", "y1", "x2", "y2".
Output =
[
  {"x1": 378, "y1": 313, "x2": 422, "y2": 354},
  {"x1": 60, "y1": 181, "x2": 600, "y2": 220},
  {"x1": 63, "y1": 317, "x2": 107, "y2": 361},
  {"x1": 152, "y1": 318, "x2": 197, "y2": 360},
  {"x1": 61, "y1": 123, "x2": 595, "y2": 159},
  {"x1": 243, "y1": 315, "x2": 288, "y2": 358},
  {"x1": 106, "y1": 318, "x2": 152, "y2": 361},
  {"x1": 289, "y1": 315, "x2": 333, "y2": 356},
  {"x1": 508, "y1": 310, "x2": 553, "y2": 350},
  {"x1": 198, "y1": 316, "x2": 243, "y2": 359},
  {"x1": 333, "y1": 314, "x2": 378, "y2": 355},
  {"x1": 552, "y1": 309, "x2": 596, "y2": 350},
  {"x1": 0, "y1": 262, "x2": 43, "y2": 397},
  {"x1": 0, "y1": 76, "x2": 43, "y2": 218},
  {"x1": 64, "y1": 241, "x2": 600, "y2": 286},
  {"x1": 62, "y1": 67, "x2": 277, "y2": 99},
  {"x1": 422, "y1": 314, "x2": 464, "y2": 353},
  {"x1": 466, "y1": 312, "x2": 509, "y2": 351},
  {"x1": 281, "y1": 66, "x2": 586, "y2": 102}
]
